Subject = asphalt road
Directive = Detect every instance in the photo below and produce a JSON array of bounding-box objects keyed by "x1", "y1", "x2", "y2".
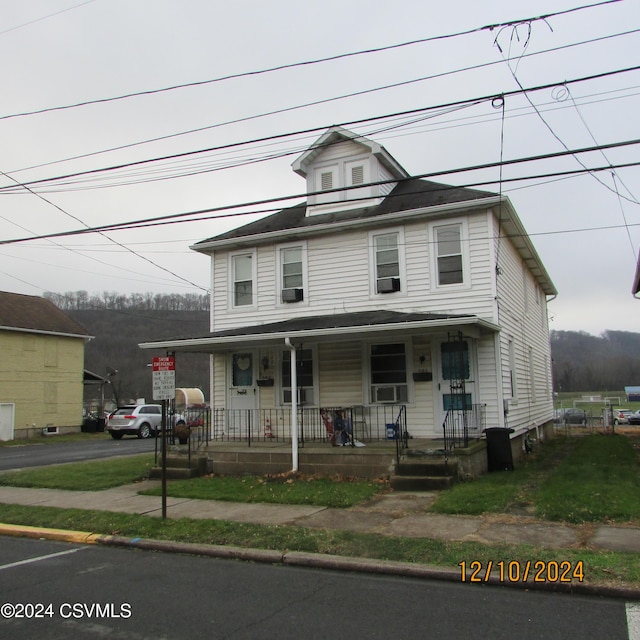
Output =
[
  {"x1": 0, "y1": 537, "x2": 636, "y2": 640},
  {"x1": 0, "y1": 437, "x2": 157, "y2": 472}
]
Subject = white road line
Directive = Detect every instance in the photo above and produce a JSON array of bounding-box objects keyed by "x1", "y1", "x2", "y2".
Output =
[
  {"x1": 0, "y1": 546, "x2": 88, "y2": 571},
  {"x1": 628, "y1": 602, "x2": 640, "y2": 640}
]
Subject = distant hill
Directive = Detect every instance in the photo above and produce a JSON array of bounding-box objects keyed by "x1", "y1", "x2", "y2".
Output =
[
  {"x1": 550, "y1": 330, "x2": 640, "y2": 392},
  {"x1": 72, "y1": 308, "x2": 210, "y2": 405},
  {"x1": 48, "y1": 292, "x2": 640, "y2": 402},
  {"x1": 50, "y1": 292, "x2": 212, "y2": 406}
]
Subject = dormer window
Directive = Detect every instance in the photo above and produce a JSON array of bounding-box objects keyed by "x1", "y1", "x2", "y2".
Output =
[
  {"x1": 292, "y1": 126, "x2": 409, "y2": 217},
  {"x1": 351, "y1": 165, "x2": 364, "y2": 185}
]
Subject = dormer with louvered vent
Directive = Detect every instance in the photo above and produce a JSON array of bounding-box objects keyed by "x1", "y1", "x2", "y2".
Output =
[{"x1": 292, "y1": 127, "x2": 409, "y2": 217}]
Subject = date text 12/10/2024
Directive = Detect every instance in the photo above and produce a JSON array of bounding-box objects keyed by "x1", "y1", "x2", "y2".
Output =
[{"x1": 459, "y1": 560, "x2": 584, "y2": 583}]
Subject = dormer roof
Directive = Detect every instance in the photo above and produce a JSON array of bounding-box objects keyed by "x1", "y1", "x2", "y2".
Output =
[{"x1": 291, "y1": 126, "x2": 409, "y2": 180}]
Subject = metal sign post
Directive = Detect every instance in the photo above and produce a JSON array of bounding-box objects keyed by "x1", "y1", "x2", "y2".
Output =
[{"x1": 152, "y1": 355, "x2": 175, "y2": 520}]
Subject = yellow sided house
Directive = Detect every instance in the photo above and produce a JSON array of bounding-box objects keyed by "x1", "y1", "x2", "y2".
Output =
[{"x1": 0, "y1": 291, "x2": 92, "y2": 440}]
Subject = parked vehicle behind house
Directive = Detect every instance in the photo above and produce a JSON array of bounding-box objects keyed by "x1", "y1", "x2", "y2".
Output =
[
  {"x1": 613, "y1": 409, "x2": 634, "y2": 425},
  {"x1": 563, "y1": 408, "x2": 588, "y2": 425},
  {"x1": 628, "y1": 411, "x2": 640, "y2": 426},
  {"x1": 107, "y1": 404, "x2": 185, "y2": 439}
]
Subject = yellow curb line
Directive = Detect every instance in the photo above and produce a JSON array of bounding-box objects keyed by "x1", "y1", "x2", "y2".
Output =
[{"x1": 0, "y1": 522, "x2": 101, "y2": 544}]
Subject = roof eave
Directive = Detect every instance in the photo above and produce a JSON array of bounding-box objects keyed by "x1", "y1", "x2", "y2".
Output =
[
  {"x1": 190, "y1": 196, "x2": 500, "y2": 254},
  {"x1": 0, "y1": 325, "x2": 93, "y2": 340},
  {"x1": 139, "y1": 316, "x2": 500, "y2": 353}
]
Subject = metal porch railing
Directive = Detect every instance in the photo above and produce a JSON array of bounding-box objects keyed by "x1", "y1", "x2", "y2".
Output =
[
  {"x1": 442, "y1": 403, "x2": 486, "y2": 453},
  {"x1": 207, "y1": 405, "x2": 408, "y2": 446}
]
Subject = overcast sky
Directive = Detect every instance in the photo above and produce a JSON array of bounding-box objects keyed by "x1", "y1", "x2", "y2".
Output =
[{"x1": 0, "y1": 0, "x2": 638, "y2": 336}]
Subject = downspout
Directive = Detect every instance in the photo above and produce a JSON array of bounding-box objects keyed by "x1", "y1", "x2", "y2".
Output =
[{"x1": 285, "y1": 338, "x2": 298, "y2": 472}]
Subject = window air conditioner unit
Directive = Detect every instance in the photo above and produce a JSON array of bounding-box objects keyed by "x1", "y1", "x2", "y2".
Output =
[
  {"x1": 284, "y1": 388, "x2": 307, "y2": 404},
  {"x1": 282, "y1": 288, "x2": 304, "y2": 303},
  {"x1": 377, "y1": 278, "x2": 400, "y2": 294},
  {"x1": 375, "y1": 386, "x2": 397, "y2": 403}
]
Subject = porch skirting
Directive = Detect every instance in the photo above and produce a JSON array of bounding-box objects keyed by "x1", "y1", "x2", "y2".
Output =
[{"x1": 204, "y1": 442, "x2": 397, "y2": 479}]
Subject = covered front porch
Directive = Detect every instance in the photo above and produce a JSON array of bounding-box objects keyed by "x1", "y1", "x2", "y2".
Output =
[
  {"x1": 141, "y1": 310, "x2": 499, "y2": 477},
  {"x1": 167, "y1": 400, "x2": 489, "y2": 482}
]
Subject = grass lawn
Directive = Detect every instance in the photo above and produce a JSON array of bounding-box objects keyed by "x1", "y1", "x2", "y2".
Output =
[
  {"x1": 1, "y1": 503, "x2": 639, "y2": 587},
  {"x1": 1, "y1": 434, "x2": 640, "y2": 587},
  {"x1": 141, "y1": 474, "x2": 386, "y2": 508},
  {"x1": 0, "y1": 454, "x2": 155, "y2": 491},
  {"x1": 431, "y1": 433, "x2": 640, "y2": 524}
]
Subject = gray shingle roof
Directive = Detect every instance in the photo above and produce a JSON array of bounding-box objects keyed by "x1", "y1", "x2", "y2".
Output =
[
  {"x1": 150, "y1": 310, "x2": 477, "y2": 344},
  {"x1": 0, "y1": 291, "x2": 90, "y2": 337},
  {"x1": 193, "y1": 177, "x2": 495, "y2": 246}
]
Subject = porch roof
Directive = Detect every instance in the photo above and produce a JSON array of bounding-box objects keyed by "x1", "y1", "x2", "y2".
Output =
[{"x1": 139, "y1": 310, "x2": 500, "y2": 353}]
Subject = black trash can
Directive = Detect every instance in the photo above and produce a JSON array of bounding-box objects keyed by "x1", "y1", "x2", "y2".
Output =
[
  {"x1": 82, "y1": 416, "x2": 98, "y2": 433},
  {"x1": 484, "y1": 427, "x2": 514, "y2": 471}
]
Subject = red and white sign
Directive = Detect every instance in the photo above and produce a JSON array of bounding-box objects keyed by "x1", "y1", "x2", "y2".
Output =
[{"x1": 152, "y1": 356, "x2": 175, "y2": 400}]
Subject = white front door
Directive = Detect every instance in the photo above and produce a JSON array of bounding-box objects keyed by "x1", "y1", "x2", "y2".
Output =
[
  {"x1": 228, "y1": 352, "x2": 258, "y2": 437},
  {"x1": 0, "y1": 403, "x2": 15, "y2": 441}
]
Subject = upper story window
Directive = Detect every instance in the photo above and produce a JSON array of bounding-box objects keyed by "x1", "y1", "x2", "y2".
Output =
[
  {"x1": 231, "y1": 252, "x2": 255, "y2": 307},
  {"x1": 280, "y1": 246, "x2": 304, "y2": 303},
  {"x1": 278, "y1": 243, "x2": 307, "y2": 304},
  {"x1": 374, "y1": 233, "x2": 400, "y2": 294},
  {"x1": 434, "y1": 223, "x2": 464, "y2": 286},
  {"x1": 370, "y1": 229, "x2": 405, "y2": 295}
]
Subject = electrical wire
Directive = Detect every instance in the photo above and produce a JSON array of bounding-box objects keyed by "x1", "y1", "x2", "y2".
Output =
[
  {"x1": 3, "y1": 64, "x2": 638, "y2": 195},
  {"x1": 0, "y1": 0, "x2": 622, "y2": 122},
  {"x1": 2, "y1": 141, "x2": 638, "y2": 246},
  {"x1": 10, "y1": 26, "x2": 639, "y2": 179}
]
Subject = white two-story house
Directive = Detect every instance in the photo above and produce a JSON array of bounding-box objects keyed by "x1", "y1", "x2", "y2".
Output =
[{"x1": 141, "y1": 126, "x2": 557, "y2": 453}]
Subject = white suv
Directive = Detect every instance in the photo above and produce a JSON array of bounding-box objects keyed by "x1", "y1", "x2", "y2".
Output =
[{"x1": 107, "y1": 404, "x2": 185, "y2": 439}]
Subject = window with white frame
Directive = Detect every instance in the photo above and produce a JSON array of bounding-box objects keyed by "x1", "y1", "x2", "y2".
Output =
[
  {"x1": 371, "y1": 230, "x2": 403, "y2": 294},
  {"x1": 232, "y1": 253, "x2": 254, "y2": 307},
  {"x1": 370, "y1": 343, "x2": 408, "y2": 403},
  {"x1": 280, "y1": 246, "x2": 304, "y2": 303},
  {"x1": 281, "y1": 348, "x2": 315, "y2": 405},
  {"x1": 435, "y1": 224, "x2": 464, "y2": 285}
]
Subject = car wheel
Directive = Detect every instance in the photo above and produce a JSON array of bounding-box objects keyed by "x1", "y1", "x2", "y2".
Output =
[
  {"x1": 581, "y1": 419, "x2": 587, "y2": 426},
  {"x1": 614, "y1": 419, "x2": 619, "y2": 426},
  {"x1": 138, "y1": 423, "x2": 151, "y2": 439},
  {"x1": 110, "y1": 432, "x2": 123, "y2": 440}
]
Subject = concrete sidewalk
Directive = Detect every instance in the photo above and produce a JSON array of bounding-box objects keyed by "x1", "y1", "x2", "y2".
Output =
[{"x1": 1, "y1": 481, "x2": 640, "y2": 554}]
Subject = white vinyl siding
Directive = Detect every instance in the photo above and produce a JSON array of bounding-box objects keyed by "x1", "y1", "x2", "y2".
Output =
[
  {"x1": 211, "y1": 214, "x2": 496, "y2": 331},
  {"x1": 492, "y1": 212, "x2": 554, "y2": 430},
  {"x1": 318, "y1": 342, "x2": 362, "y2": 406}
]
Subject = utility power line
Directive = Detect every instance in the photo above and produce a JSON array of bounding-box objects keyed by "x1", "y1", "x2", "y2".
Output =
[
  {"x1": 2, "y1": 65, "x2": 638, "y2": 196},
  {"x1": 2, "y1": 139, "x2": 638, "y2": 246},
  {"x1": 0, "y1": 0, "x2": 621, "y2": 122}
]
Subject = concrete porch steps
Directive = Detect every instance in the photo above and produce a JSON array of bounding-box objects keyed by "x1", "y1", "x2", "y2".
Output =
[
  {"x1": 390, "y1": 458, "x2": 457, "y2": 491},
  {"x1": 150, "y1": 453, "x2": 213, "y2": 480}
]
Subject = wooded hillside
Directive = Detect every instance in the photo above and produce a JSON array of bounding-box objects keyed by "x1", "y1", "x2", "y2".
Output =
[
  {"x1": 47, "y1": 292, "x2": 640, "y2": 403},
  {"x1": 550, "y1": 330, "x2": 640, "y2": 393},
  {"x1": 46, "y1": 292, "x2": 210, "y2": 405}
]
